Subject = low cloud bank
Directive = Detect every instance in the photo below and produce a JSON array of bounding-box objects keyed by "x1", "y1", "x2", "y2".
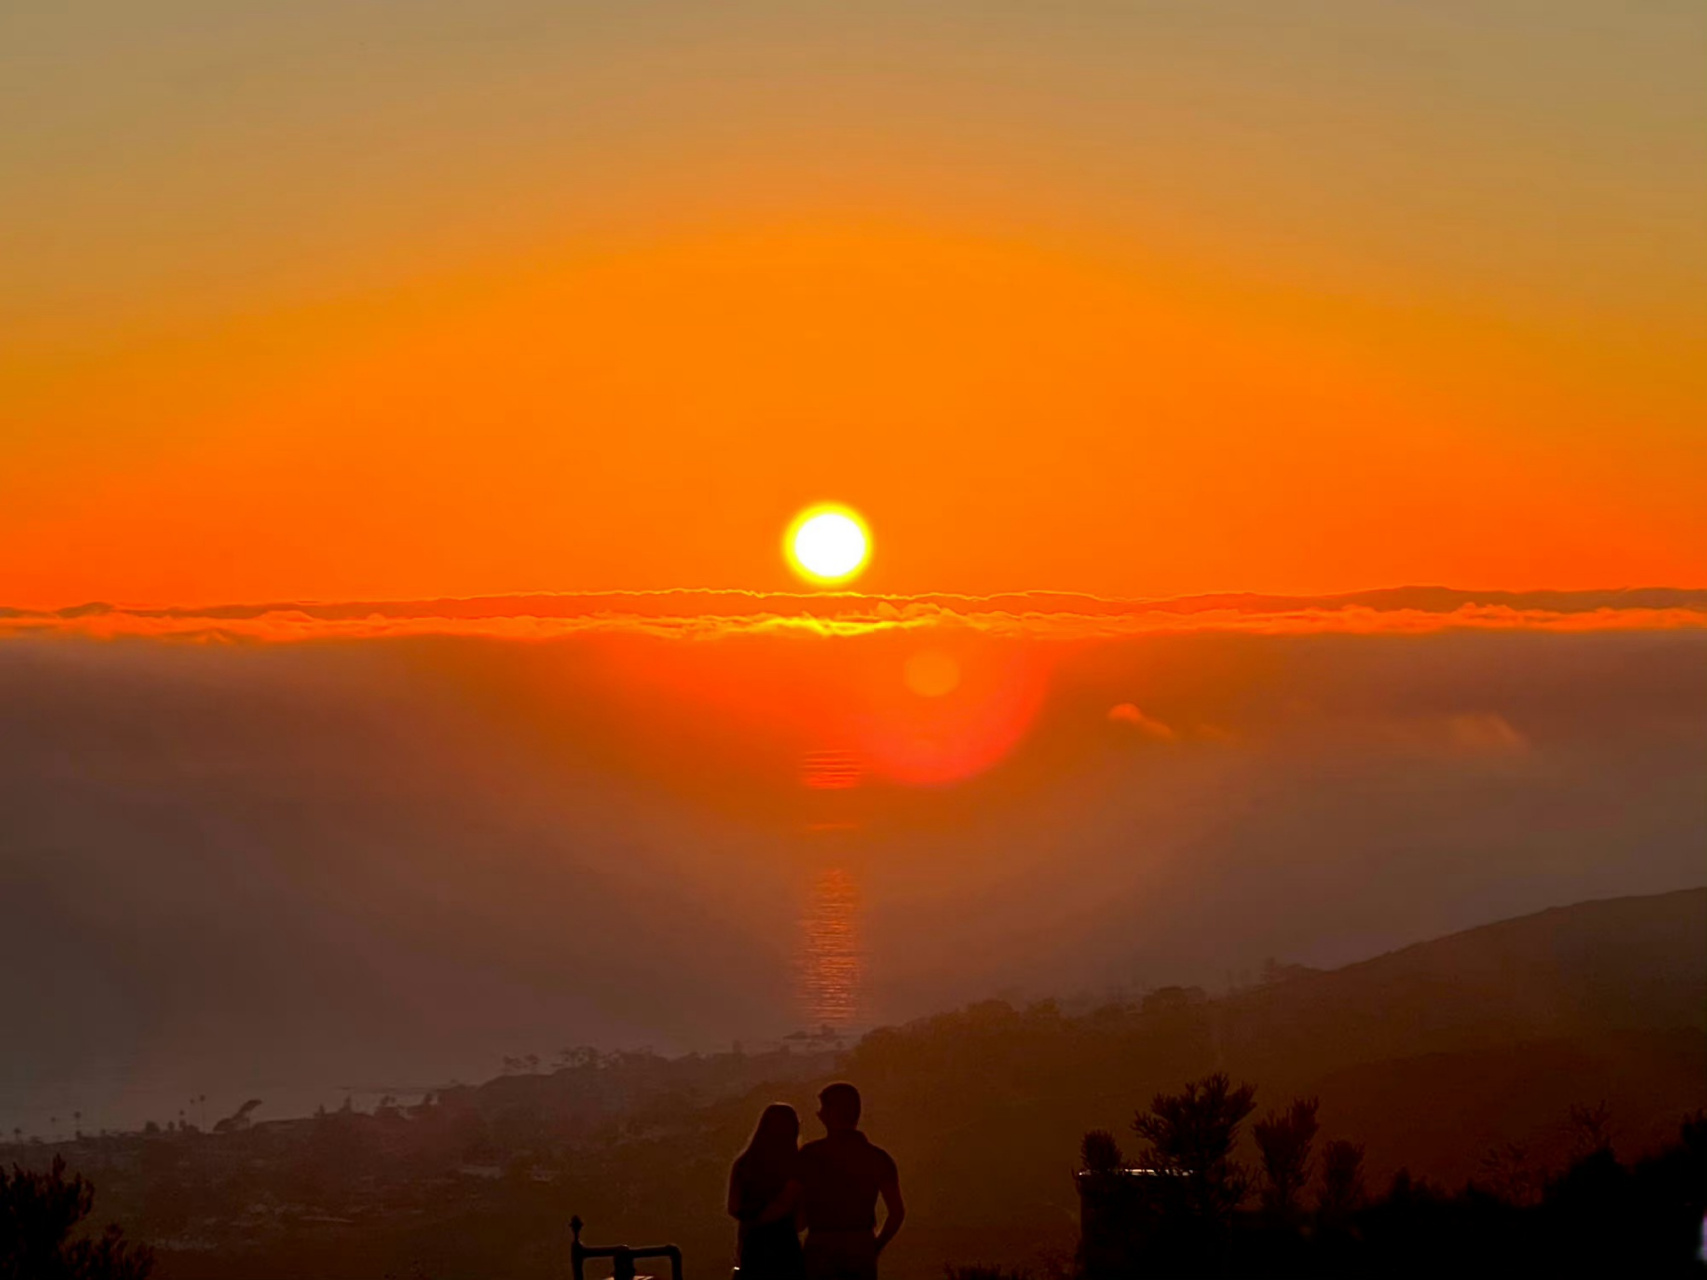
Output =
[
  {"x1": 2, "y1": 586, "x2": 1701, "y2": 643},
  {"x1": 0, "y1": 617, "x2": 1701, "y2": 1134}
]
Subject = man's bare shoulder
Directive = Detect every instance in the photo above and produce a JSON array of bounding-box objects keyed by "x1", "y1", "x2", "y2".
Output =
[{"x1": 869, "y1": 1142, "x2": 898, "y2": 1182}]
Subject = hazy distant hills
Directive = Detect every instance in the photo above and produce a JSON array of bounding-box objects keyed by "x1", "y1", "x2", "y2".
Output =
[
  {"x1": 408, "y1": 887, "x2": 1706, "y2": 1143},
  {"x1": 1211, "y1": 888, "x2": 1707, "y2": 1207},
  {"x1": 1221, "y1": 885, "x2": 1707, "y2": 1068}
]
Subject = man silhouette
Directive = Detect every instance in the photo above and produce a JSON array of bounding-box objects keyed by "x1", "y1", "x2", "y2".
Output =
[{"x1": 796, "y1": 1082, "x2": 905, "y2": 1280}]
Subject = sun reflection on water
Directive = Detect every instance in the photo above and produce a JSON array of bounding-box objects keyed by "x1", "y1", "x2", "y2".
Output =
[{"x1": 798, "y1": 867, "x2": 863, "y2": 1028}]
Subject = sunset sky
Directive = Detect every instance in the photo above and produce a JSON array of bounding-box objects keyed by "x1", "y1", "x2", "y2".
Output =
[
  {"x1": 4, "y1": 0, "x2": 1704, "y2": 607},
  {"x1": 2, "y1": 4, "x2": 1705, "y2": 1147}
]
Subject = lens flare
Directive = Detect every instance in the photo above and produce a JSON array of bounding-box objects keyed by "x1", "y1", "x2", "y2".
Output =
[
  {"x1": 904, "y1": 650, "x2": 961, "y2": 697},
  {"x1": 786, "y1": 506, "x2": 871, "y2": 585}
]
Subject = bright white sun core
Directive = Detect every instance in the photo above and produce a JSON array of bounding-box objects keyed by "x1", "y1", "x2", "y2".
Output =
[{"x1": 786, "y1": 506, "x2": 870, "y2": 585}]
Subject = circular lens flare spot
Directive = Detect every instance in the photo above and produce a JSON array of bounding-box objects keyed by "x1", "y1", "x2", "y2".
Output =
[
  {"x1": 904, "y1": 650, "x2": 960, "y2": 697},
  {"x1": 786, "y1": 506, "x2": 870, "y2": 584}
]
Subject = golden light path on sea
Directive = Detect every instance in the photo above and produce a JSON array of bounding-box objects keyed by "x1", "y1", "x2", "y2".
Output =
[{"x1": 799, "y1": 868, "x2": 863, "y2": 1029}]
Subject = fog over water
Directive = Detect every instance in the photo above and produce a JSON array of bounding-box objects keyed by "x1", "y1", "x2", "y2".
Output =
[{"x1": 1, "y1": 623, "x2": 1701, "y2": 1136}]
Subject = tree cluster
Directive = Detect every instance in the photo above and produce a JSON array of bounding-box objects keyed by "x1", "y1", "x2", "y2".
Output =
[
  {"x1": 1076, "y1": 1073, "x2": 1707, "y2": 1277},
  {"x1": 1, "y1": 1157, "x2": 153, "y2": 1280}
]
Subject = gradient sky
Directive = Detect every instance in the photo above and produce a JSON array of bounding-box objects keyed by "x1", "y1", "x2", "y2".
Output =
[{"x1": 3, "y1": 0, "x2": 1703, "y2": 606}]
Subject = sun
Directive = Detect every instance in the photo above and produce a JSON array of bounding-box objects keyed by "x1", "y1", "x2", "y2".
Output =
[{"x1": 786, "y1": 505, "x2": 871, "y2": 585}]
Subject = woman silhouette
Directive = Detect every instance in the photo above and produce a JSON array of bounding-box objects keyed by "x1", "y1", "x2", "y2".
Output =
[{"x1": 728, "y1": 1103, "x2": 806, "y2": 1280}]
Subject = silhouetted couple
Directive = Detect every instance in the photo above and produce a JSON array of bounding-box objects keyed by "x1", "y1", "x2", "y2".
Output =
[{"x1": 728, "y1": 1083, "x2": 905, "y2": 1280}]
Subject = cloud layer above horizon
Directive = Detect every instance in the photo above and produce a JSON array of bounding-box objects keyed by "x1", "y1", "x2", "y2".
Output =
[{"x1": 3, "y1": 587, "x2": 1702, "y2": 644}]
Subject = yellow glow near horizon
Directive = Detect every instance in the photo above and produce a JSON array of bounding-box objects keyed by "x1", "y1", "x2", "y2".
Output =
[{"x1": 787, "y1": 506, "x2": 870, "y2": 585}]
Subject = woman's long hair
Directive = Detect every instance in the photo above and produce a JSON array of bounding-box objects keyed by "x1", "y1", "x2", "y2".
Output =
[{"x1": 734, "y1": 1103, "x2": 800, "y2": 1201}]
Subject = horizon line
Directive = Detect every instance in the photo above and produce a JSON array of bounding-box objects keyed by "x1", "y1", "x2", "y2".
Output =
[
  {"x1": 6, "y1": 581, "x2": 1705, "y2": 619},
  {"x1": 3, "y1": 584, "x2": 1704, "y2": 645}
]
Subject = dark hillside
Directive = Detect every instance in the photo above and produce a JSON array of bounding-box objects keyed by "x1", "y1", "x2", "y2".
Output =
[{"x1": 833, "y1": 887, "x2": 1707, "y2": 1276}]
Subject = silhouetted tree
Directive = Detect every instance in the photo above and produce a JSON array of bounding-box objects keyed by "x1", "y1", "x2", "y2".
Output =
[
  {"x1": 1080, "y1": 1130, "x2": 1124, "y2": 1174},
  {"x1": 0, "y1": 1157, "x2": 153, "y2": 1280},
  {"x1": 1253, "y1": 1097, "x2": 1318, "y2": 1222},
  {"x1": 1565, "y1": 1101, "x2": 1613, "y2": 1160},
  {"x1": 1132, "y1": 1072, "x2": 1256, "y2": 1228},
  {"x1": 1316, "y1": 1138, "x2": 1365, "y2": 1223},
  {"x1": 1476, "y1": 1141, "x2": 1542, "y2": 1206},
  {"x1": 1087, "y1": 1100, "x2": 1707, "y2": 1276}
]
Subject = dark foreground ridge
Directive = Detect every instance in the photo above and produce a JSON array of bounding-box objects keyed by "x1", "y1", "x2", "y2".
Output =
[{"x1": 2, "y1": 888, "x2": 1702, "y2": 1278}]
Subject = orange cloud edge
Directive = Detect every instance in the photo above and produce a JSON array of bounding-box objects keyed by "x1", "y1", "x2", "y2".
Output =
[{"x1": 2, "y1": 588, "x2": 1702, "y2": 644}]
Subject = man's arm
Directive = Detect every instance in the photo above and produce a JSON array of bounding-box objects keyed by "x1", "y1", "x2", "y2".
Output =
[
  {"x1": 755, "y1": 1180, "x2": 799, "y2": 1225},
  {"x1": 874, "y1": 1176, "x2": 905, "y2": 1255}
]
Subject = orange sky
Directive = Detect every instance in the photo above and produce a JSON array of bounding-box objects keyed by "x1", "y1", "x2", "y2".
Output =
[{"x1": 3, "y1": 3, "x2": 1703, "y2": 607}]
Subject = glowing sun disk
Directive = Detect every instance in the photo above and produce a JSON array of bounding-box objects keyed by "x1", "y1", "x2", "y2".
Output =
[{"x1": 787, "y1": 506, "x2": 870, "y2": 584}]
